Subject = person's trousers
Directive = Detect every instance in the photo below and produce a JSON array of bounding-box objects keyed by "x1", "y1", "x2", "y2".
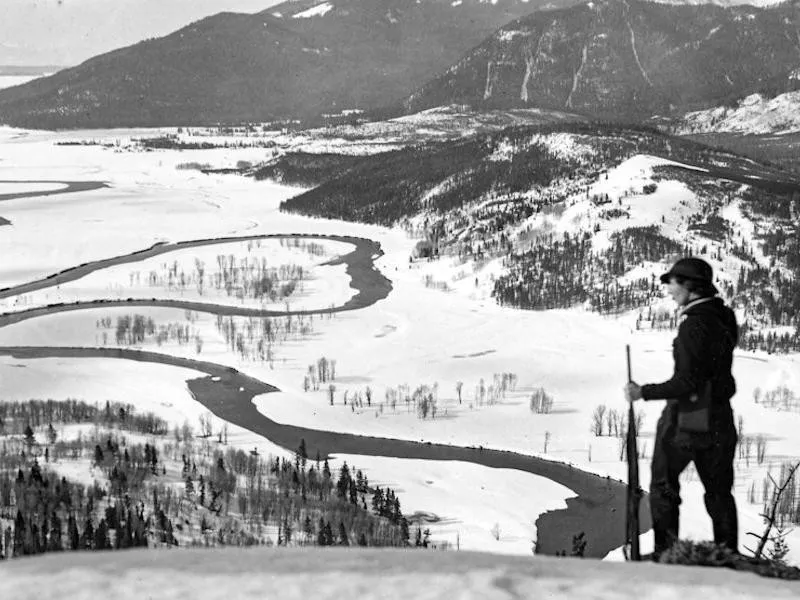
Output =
[{"x1": 649, "y1": 406, "x2": 738, "y2": 554}]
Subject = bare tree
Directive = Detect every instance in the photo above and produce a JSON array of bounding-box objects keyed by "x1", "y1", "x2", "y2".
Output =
[
  {"x1": 756, "y1": 435, "x2": 768, "y2": 465},
  {"x1": 746, "y1": 461, "x2": 800, "y2": 560},
  {"x1": 591, "y1": 404, "x2": 607, "y2": 436}
]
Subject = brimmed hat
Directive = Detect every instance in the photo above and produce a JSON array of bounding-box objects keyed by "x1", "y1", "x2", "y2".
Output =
[{"x1": 660, "y1": 257, "x2": 719, "y2": 294}]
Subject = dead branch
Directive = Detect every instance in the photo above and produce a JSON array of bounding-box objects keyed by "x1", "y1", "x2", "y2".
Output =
[{"x1": 751, "y1": 461, "x2": 800, "y2": 560}]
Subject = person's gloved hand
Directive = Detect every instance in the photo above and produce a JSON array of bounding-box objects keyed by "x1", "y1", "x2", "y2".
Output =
[{"x1": 624, "y1": 382, "x2": 643, "y2": 402}]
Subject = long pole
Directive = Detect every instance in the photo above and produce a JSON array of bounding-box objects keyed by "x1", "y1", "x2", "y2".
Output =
[{"x1": 626, "y1": 344, "x2": 641, "y2": 561}]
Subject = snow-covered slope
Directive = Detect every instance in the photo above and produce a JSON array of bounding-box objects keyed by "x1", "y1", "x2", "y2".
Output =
[
  {"x1": 676, "y1": 91, "x2": 800, "y2": 135},
  {"x1": 652, "y1": 0, "x2": 787, "y2": 6},
  {"x1": 1, "y1": 547, "x2": 798, "y2": 600}
]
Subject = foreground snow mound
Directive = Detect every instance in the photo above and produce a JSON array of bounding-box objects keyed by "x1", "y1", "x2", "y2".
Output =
[{"x1": 1, "y1": 548, "x2": 798, "y2": 600}]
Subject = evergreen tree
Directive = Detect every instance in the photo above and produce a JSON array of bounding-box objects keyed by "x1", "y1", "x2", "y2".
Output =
[
  {"x1": 297, "y1": 439, "x2": 308, "y2": 468},
  {"x1": 316, "y1": 517, "x2": 327, "y2": 546},
  {"x1": 323, "y1": 521, "x2": 334, "y2": 546},
  {"x1": 371, "y1": 487, "x2": 384, "y2": 515},
  {"x1": 48, "y1": 513, "x2": 62, "y2": 552},
  {"x1": 30, "y1": 460, "x2": 43, "y2": 484},
  {"x1": 23, "y1": 425, "x2": 35, "y2": 447},
  {"x1": 400, "y1": 518, "x2": 410, "y2": 546},
  {"x1": 338, "y1": 522, "x2": 350, "y2": 546},
  {"x1": 95, "y1": 519, "x2": 110, "y2": 550},
  {"x1": 82, "y1": 517, "x2": 95, "y2": 550},
  {"x1": 67, "y1": 514, "x2": 80, "y2": 550},
  {"x1": 94, "y1": 444, "x2": 104, "y2": 466},
  {"x1": 13, "y1": 511, "x2": 25, "y2": 556},
  {"x1": 47, "y1": 423, "x2": 57, "y2": 445},
  {"x1": 336, "y1": 462, "x2": 351, "y2": 499}
]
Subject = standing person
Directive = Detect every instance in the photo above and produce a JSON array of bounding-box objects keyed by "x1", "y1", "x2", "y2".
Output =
[{"x1": 625, "y1": 257, "x2": 739, "y2": 559}]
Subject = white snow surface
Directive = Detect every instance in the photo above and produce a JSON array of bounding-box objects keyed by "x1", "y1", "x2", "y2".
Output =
[
  {"x1": 0, "y1": 75, "x2": 49, "y2": 90},
  {"x1": 1, "y1": 547, "x2": 798, "y2": 599},
  {"x1": 678, "y1": 91, "x2": 800, "y2": 135},
  {"x1": 0, "y1": 237, "x2": 355, "y2": 313},
  {"x1": 292, "y1": 2, "x2": 334, "y2": 18},
  {"x1": 647, "y1": 0, "x2": 784, "y2": 6},
  {"x1": 332, "y1": 454, "x2": 572, "y2": 554},
  {"x1": 0, "y1": 181, "x2": 67, "y2": 194},
  {"x1": 1, "y1": 127, "x2": 800, "y2": 564},
  {"x1": 490, "y1": 132, "x2": 594, "y2": 163}
]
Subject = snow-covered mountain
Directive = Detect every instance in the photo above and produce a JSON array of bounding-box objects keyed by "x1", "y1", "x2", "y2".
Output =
[
  {"x1": 652, "y1": 0, "x2": 786, "y2": 5},
  {"x1": 675, "y1": 91, "x2": 800, "y2": 135},
  {"x1": 0, "y1": 0, "x2": 571, "y2": 129},
  {"x1": 404, "y1": 0, "x2": 800, "y2": 120},
  {"x1": 4, "y1": 0, "x2": 800, "y2": 128}
]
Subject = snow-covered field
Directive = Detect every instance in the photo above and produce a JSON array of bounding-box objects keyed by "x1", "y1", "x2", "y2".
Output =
[
  {"x1": 0, "y1": 237, "x2": 355, "y2": 313},
  {"x1": 0, "y1": 75, "x2": 45, "y2": 91},
  {"x1": 1, "y1": 125, "x2": 799, "y2": 561}
]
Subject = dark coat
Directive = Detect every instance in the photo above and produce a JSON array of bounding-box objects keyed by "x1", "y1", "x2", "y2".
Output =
[{"x1": 641, "y1": 296, "x2": 737, "y2": 412}]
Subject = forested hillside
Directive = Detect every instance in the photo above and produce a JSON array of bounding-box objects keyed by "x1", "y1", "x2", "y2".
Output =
[
  {"x1": 0, "y1": 399, "x2": 414, "y2": 559},
  {"x1": 0, "y1": 0, "x2": 560, "y2": 128},
  {"x1": 279, "y1": 122, "x2": 800, "y2": 352}
]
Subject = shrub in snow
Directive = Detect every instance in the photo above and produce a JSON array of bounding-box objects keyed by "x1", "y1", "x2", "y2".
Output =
[{"x1": 658, "y1": 540, "x2": 800, "y2": 580}]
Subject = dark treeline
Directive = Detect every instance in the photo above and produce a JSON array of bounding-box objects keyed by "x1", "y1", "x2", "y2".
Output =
[
  {"x1": 279, "y1": 124, "x2": 624, "y2": 226},
  {"x1": 215, "y1": 443, "x2": 411, "y2": 548},
  {"x1": 0, "y1": 399, "x2": 168, "y2": 437},
  {"x1": 1, "y1": 441, "x2": 176, "y2": 559},
  {"x1": 493, "y1": 227, "x2": 686, "y2": 313},
  {"x1": 733, "y1": 189, "x2": 800, "y2": 353},
  {"x1": 279, "y1": 122, "x2": 799, "y2": 227},
  {"x1": 253, "y1": 152, "x2": 365, "y2": 187},
  {"x1": 0, "y1": 406, "x2": 413, "y2": 558},
  {"x1": 134, "y1": 135, "x2": 275, "y2": 151}
]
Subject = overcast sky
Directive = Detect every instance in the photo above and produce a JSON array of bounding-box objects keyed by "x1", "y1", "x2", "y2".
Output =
[{"x1": 0, "y1": 0, "x2": 283, "y2": 66}]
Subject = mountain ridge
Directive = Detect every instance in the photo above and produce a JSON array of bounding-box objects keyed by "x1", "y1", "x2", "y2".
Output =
[
  {"x1": 404, "y1": 0, "x2": 800, "y2": 119},
  {"x1": 0, "y1": 0, "x2": 567, "y2": 129},
  {"x1": 276, "y1": 121, "x2": 800, "y2": 352}
]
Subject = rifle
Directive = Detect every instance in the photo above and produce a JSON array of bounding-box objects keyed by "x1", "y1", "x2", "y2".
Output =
[{"x1": 625, "y1": 344, "x2": 641, "y2": 561}]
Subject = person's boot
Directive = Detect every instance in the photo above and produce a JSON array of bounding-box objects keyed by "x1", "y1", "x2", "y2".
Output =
[{"x1": 640, "y1": 550, "x2": 662, "y2": 563}]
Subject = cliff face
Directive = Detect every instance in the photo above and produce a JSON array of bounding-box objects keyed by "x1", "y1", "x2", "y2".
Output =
[{"x1": 405, "y1": 0, "x2": 800, "y2": 119}]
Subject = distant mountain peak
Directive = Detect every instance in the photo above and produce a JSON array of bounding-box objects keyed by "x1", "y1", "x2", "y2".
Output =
[
  {"x1": 0, "y1": 0, "x2": 568, "y2": 128},
  {"x1": 404, "y1": 0, "x2": 800, "y2": 119}
]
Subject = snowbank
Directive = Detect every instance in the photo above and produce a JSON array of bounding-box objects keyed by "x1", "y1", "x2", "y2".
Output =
[{"x1": 0, "y1": 547, "x2": 797, "y2": 600}]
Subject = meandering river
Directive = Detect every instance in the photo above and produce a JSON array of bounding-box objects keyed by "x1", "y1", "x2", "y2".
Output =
[{"x1": 0, "y1": 219, "x2": 649, "y2": 558}]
